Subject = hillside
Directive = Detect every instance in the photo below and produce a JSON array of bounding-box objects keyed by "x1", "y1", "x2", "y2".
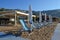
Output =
[
  {"x1": 0, "y1": 8, "x2": 60, "y2": 18},
  {"x1": 42, "y1": 9, "x2": 60, "y2": 17}
]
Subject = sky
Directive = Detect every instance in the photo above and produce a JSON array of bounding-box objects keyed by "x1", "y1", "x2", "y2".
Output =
[{"x1": 0, "y1": 0, "x2": 60, "y2": 11}]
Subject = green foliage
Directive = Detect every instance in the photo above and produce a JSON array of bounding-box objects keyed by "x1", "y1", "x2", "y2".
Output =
[{"x1": 0, "y1": 8, "x2": 5, "y2": 11}]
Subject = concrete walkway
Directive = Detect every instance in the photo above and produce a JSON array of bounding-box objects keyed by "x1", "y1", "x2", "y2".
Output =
[{"x1": 51, "y1": 23, "x2": 60, "y2": 40}]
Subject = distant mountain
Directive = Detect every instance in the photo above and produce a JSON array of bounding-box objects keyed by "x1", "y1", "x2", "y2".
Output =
[
  {"x1": 42, "y1": 9, "x2": 60, "y2": 18},
  {"x1": 0, "y1": 8, "x2": 60, "y2": 18}
]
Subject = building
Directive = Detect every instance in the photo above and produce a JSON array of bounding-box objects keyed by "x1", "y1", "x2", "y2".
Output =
[{"x1": 0, "y1": 11, "x2": 36, "y2": 26}]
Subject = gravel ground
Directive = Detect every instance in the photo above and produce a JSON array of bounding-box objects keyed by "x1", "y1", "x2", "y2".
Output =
[{"x1": 21, "y1": 22, "x2": 57, "y2": 40}]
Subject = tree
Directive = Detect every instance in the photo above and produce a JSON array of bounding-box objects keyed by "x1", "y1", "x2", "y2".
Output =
[{"x1": 0, "y1": 8, "x2": 5, "y2": 11}]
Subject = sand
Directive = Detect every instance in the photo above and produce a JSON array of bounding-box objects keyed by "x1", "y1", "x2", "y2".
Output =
[{"x1": 21, "y1": 22, "x2": 57, "y2": 40}]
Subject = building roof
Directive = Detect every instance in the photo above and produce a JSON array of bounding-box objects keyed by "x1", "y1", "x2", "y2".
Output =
[{"x1": 0, "y1": 11, "x2": 36, "y2": 17}]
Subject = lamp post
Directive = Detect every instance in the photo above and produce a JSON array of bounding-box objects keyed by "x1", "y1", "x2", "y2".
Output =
[
  {"x1": 45, "y1": 13, "x2": 47, "y2": 22},
  {"x1": 29, "y1": 5, "x2": 33, "y2": 31},
  {"x1": 49, "y1": 15, "x2": 52, "y2": 23}
]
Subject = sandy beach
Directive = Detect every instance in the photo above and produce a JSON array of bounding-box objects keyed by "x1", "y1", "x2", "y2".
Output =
[{"x1": 21, "y1": 22, "x2": 57, "y2": 40}]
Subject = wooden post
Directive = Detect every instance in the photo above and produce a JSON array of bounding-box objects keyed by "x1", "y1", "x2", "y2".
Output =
[
  {"x1": 28, "y1": 14, "x2": 29, "y2": 24},
  {"x1": 15, "y1": 11, "x2": 17, "y2": 26}
]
